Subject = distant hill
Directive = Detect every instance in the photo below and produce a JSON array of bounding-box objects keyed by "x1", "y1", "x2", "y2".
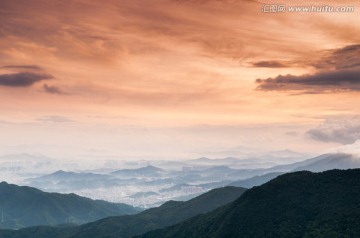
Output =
[
  {"x1": 26, "y1": 170, "x2": 122, "y2": 190},
  {"x1": 228, "y1": 172, "x2": 284, "y2": 188},
  {"x1": 0, "y1": 153, "x2": 55, "y2": 173},
  {"x1": 0, "y1": 182, "x2": 139, "y2": 229},
  {"x1": 129, "y1": 191, "x2": 159, "y2": 198},
  {"x1": 267, "y1": 153, "x2": 360, "y2": 173},
  {"x1": 159, "y1": 183, "x2": 190, "y2": 193},
  {"x1": 64, "y1": 186, "x2": 246, "y2": 238},
  {"x1": 203, "y1": 165, "x2": 235, "y2": 174},
  {"x1": 0, "y1": 186, "x2": 247, "y2": 238},
  {"x1": 0, "y1": 226, "x2": 74, "y2": 238},
  {"x1": 198, "y1": 180, "x2": 233, "y2": 189},
  {"x1": 36, "y1": 170, "x2": 110, "y2": 180},
  {"x1": 188, "y1": 157, "x2": 241, "y2": 165},
  {"x1": 138, "y1": 169, "x2": 360, "y2": 238},
  {"x1": 293, "y1": 153, "x2": 360, "y2": 172},
  {"x1": 111, "y1": 165, "x2": 164, "y2": 177}
]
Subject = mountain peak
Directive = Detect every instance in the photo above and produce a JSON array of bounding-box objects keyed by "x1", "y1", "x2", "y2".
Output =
[
  {"x1": 144, "y1": 165, "x2": 161, "y2": 169},
  {"x1": 53, "y1": 170, "x2": 67, "y2": 174}
]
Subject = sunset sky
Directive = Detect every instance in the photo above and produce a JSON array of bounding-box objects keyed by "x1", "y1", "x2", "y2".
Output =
[{"x1": 0, "y1": 0, "x2": 360, "y2": 160}]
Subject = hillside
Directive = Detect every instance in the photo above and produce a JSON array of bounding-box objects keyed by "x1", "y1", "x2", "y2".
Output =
[
  {"x1": 267, "y1": 153, "x2": 360, "y2": 173},
  {"x1": 0, "y1": 186, "x2": 246, "y2": 238},
  {"x1": 228, "y1": 172, "x2": 284, "y2": 188},
  {"x1": 26, "y1": 170, "x2": 121, "y2": 190},
  {"x1": 139, "y1": 169, "x2": 360, "y2": 238},
  {"x1": 293, "y1": 153, "x2": 360, "y2": 172},
  {"x1": 65, "y1": 186, "x2": 246, "y2": 238},
  {"x1": 0, "y1": 182, "x2": 139, "y2": 229},
  {"x1": 111, "y1": 165, "x2": 164, "y2": 177}
]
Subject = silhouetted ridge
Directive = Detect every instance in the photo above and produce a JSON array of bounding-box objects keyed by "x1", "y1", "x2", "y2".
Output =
[
  {"x1": 138, "y1": 169, "x2": 360, "y2": 238},
  {"x1": 0, "y1": 186, "x2": 246, "y2": 238},
  {"x1": 0, "y1": 182, "x2": 138, "y2": 229}
]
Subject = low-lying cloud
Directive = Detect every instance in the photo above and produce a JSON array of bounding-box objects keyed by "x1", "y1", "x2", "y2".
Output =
[
  {"x1": 2, "y1": 65, "x2": 43, "y2": 70},
  {"x1": 255, "y1": 44, "x2": 360, "y2": 93},
  {"x1": 256, "y1": 69, "x2": 360, "y2": 92},
  {"x1": 0, "y1": 72, "x2": 53, "y2": 87},
  {"x1": 252, "y1": 61, "x2": 289, "y2": 68},
  {"x1": 307, "y1": 116, "x2": 360, "y2": 144},
  {"x1": 43, "y1": 84, "x2": 68, "y2": 95}
]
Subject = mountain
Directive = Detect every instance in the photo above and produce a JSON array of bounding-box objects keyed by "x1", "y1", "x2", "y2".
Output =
[
  {"x1": 187, "y1": 157, "x2": 275, "y2": 169},
  {"x1": 171, "y1": 154, "x2": 360, "y2": 191},
  {"x1": 0, "y1": 153, "x2": 55, "y2": 173},
  {"x1": 187, "y1": 150, "x2": 308, "y2": 169},
  {"x1": 159, "y1": 183, "x2": 190, "y2": 193},
  {"x1": 228, "y1": 172, "x2": 284, "y2": 188},
  {"x1": 262, "y1": 149, "x2": 305, "y2": 158},
  {"x1": 129, "y1": 191, "x2": 159, "y2": 198},
  {"x1": 35, "y1": 170, "x2": 111, "y2": 181},
  {"x1": 0, "y1": 186, "x2": 246, "y2": 238},
  {"x1": 65, "y1": 186, "x2": 246, "y2": 238},
  {"x1": 25, "y1": 170, "x2": 121, "y2": 190},
  {"x1": 293, "y1": 153, "x2": 360, "y2": 172},
  {"x1": 138, "y1": 169, "x2": 360, "y2": 238},
  {"x1": 188, "y1": 157, "x2": 241, "y2": 165},
  {"x1": 0, "y1": 226, "x2": 74, "y2": 238},
  {"x1": 261, "y1": 153, "x2": 360, "y2": 174},
  {"x1": 198, "y1": 180, "x2": 233, "y2": 189},
  {"x1": 111, "y1": 165, "x2": 164, "y2": 177},
  {"x1": 203, "y1": 165, "x2": 235, "y2": 174},
  {"x1": 0, "y1": 182, "x2": 139, "y2": 229}
]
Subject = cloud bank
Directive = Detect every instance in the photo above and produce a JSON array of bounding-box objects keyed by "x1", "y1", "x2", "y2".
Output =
[
  {"x1": 256, "y1": 69, "x2": 360, "y2": 93},
  {"x1": 43, "y1": 84, "x2": 68, "y2": 95},
  {"x1": 256, "y1": 44, "x2": 360, "y2": 93},
  {"x1": 252, "y1": 61, "x2": 289, "y2": 68},
  {"x1": 307, "y1": 116, "x2": 360, "y2": 144},
  {"x1": 0, "y1": 72, "x2": 53, "y2": 87}
]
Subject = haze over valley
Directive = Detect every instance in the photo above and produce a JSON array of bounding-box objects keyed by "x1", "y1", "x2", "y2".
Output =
[
  {"x1": 1, "y1": 141, "x2": 360, "y2": 208},
  {"x1": 1, "y1": 0, "x2": 360, "y2": 237}
]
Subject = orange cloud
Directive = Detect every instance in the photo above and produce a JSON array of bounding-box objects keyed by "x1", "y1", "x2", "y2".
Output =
[{"x1": 0, "y1": 0, "x2": 359, "y2": 135}]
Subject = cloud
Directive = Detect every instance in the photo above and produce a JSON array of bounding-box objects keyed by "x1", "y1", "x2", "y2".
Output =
[
  {"x1": 332, "y1": 44, "x2": 360, "y2": 70},
  {"x1": 256, "y1": 69, "x2": 360, "y2": 93},
  {"x1": 307, "y1": 116, "x2": 360, "y2": 144},
  {"x1": 312, "y1": 44, "x2": 360, "y2": 70},
  {"x1": 0, "y1": 0, "x2": 273, "y2": 64},
  {"x1": 251, "y1": 61, "x2": 289, "y2": 68},
  {"x1": 0, "y1": 72, "x2": 53, "y2": 87},
  {"x1": 43, "y1": 84, "x2": 68, "y2": 95},
  {"x1": 2, "y1": 65, "x2": 42, "y2": 70},
  {"x1": 255, "y1": 44, "x2": 360, "y2": 93}
]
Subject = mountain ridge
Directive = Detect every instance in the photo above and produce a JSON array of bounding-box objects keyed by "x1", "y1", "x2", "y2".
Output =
[
  {"x1": 138, "y1": 169, "x2": 360, "y2": 238},
  {"x1": 0, "y1": 186, "x2": 247, "y2": 238},
  {"x1": 0, "y1": 181, "x2": 139, "y2": 229}
]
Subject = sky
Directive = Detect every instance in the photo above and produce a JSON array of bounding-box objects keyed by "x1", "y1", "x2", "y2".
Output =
[{"x1": 0, "y1": 0, "x2": 360, "y2": 160}]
